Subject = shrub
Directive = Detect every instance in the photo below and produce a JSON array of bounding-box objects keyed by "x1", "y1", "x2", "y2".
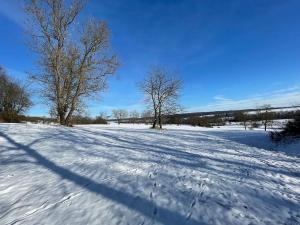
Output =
[
  {"x1": 70, "y1": 115, "x2": 107, "y2": 125},
  {"x1": 188, "y1": 116, "x2": 212, "y2": 127},
  {"x1": 0, "y1": 68, "x2": 32, "y2": 122},
  {"x1": 94, "y1": 116, "x2": 108, "y2": 124},
  {"x1": 251, "y1": 121, "x2": 260, "y2": 128},
  {"x1": 271, "y1": 111, "x2": 300, "y2": 142}
]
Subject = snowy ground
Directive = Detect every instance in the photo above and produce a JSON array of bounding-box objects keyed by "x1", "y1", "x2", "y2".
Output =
[{"x1": 0, "y1": 123, "x2": 299, "y2": 225}]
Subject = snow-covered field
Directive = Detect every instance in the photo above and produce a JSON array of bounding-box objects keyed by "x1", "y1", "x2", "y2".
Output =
[{"x1": 0, "y1": 123, "x2": 299, "y2": 225}]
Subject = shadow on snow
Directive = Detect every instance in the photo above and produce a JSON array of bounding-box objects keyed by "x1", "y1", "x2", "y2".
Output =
[{"x1": 0, "y1": 132, "x2": 207, "y2": 225}]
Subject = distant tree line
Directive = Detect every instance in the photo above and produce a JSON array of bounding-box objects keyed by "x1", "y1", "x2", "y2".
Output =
[
  {"x1": 123, "y1": 104, "x2": 300, "y2": 133},
  {"x1": 110, "y1": 104, "x2": 300, "y2": 132},
  {"x1": 230, "y1": 105, "x2": 276, "y2": 131},
  {"x1": 165, "y1": 115, "x2": 225, "y2": 127},
  {"x1": 9, "y1": 115, "x2": 108, "y2": 125},
  {"x1": 70, "y1": 115, "x2": 107, "y2": 125}
]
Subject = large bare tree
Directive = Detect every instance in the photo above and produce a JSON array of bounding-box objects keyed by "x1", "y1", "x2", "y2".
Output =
[
  {"x1": 139, "y1": 67, "x2": 182, "y2": 129},
  {"x1": 25, "y1": 0, "x2": 118, "y2": 126}
]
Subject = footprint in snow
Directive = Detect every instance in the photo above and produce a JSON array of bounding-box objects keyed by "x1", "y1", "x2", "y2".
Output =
[{"x1": 190, "y1": 200, "x2": 196, "y2": 208}]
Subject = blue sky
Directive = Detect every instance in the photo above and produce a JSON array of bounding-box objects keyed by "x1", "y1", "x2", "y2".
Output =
[{"x1": 0, "y1": 0, "x2": 300, "y2": 116}]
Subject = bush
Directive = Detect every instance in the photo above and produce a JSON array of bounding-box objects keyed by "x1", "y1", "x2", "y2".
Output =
[
  {"x1": 188, "y1": 116, "x2": 212, "y2": 127},
  {"x1": 71, "y1": 115, "x2": 107, "y2": 125},
  {"x1": 166, "y1": 116, "x2": 182, "y2": 125},
  {"x1": 209, "y1": 116, "x2": 226, "y2": 126},
  {"x1": 271, "y1": 111, "x2": 300, "y2": 142},
  {"x1": 94, "y1": 116, "x2": 108, "y2": 124},
  {"x1": 0, "y1": 67, "x2": 32, "y2": 122},
  {"x1": 251, "y1": 121, "x2": 260, "y2": 128},
  {"x1": 20, "y1": 116, "x2": 56, "y2": 124},
  {"x1": 0, "y1": 111, "x2": 22, "y2": 123}
]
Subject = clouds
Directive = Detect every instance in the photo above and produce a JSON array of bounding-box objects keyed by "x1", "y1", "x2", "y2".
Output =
[{"x1": 189, "y1": 85, "x2": 300, "y2": 112}]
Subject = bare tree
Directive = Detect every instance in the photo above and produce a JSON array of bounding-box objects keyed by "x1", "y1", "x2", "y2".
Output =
[
  {"x1": 257, "y1": 104, "x2": 275, "y2": 131},
  {"x1": 25, "y1": 0, "x2": 118, "y2": 126},
  {"x1": 0, "y1": 67, "x2": 32, "y2": 122},
  {"x1": 234, "y1": 111, "x2": 249, "y2": 130},
  {"x1": 112, "y1": 109, "x2": 128, "y2": 124},
  {"x1": 139, "y1": 67, "x2": 182, "y2": 129}
]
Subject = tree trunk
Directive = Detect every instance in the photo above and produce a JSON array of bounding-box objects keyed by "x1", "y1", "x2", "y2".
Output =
[
  {"x1": 152, "y1": 118, "x2": 157, "y2": 128},
  {"x1": 264, "y1": 122, "x2": 267, "y2": 131},
  {"x1": 64, "y1": 116, "x2": 72, "y2": 127},
  {"x1": 152, "y1": 111, "x2": 157, "y2": 128},
  {"x1": 65, "y1": 108, "x2": 76, "y2": 127},
  {"x1": 59, "y1": 111, "x2": 66, "y2": 125},
  {"x1": 158, "y1": 107, "x2": 162, "y2": 129}
]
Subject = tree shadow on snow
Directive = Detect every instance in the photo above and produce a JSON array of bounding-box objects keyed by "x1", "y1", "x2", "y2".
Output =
[{"x1": 0, "y1": 132, "x2": 208, "y2": 225}]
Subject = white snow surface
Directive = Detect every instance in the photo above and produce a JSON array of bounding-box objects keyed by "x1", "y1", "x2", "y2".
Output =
[{"x1": 0, "y1": 123, "x2": 299, "y2": 225}]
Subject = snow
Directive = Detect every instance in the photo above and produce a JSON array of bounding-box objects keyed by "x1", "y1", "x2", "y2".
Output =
[{"x1": 0, "y1": 123, "x2": 299, "y2": 225}]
